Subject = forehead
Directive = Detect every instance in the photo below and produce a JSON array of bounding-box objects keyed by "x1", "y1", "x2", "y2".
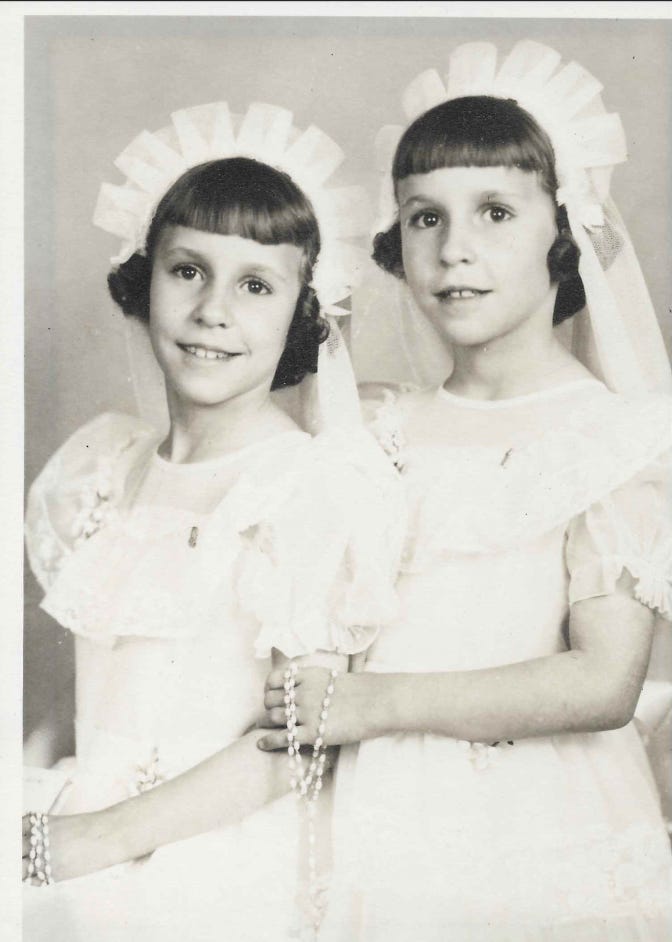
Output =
[
  {"x1": 397, "y1": 166, "x2": 553, "y2": 206},
  {"x1": 155, "y1": 225, "x2": 304, "y2": 277}
]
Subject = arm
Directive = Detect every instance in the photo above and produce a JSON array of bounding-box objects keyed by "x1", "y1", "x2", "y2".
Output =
[
  {"x1": 260, "y1": 574, "x2": 655, "y2": 749},
  {"x1": 23, "y1": 648, "x2": 347, "y2": 883}
]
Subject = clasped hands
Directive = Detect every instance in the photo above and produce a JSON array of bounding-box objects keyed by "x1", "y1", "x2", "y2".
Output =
[{"x1": 257, "y1": 665, "x2": 366, "y2": 752}]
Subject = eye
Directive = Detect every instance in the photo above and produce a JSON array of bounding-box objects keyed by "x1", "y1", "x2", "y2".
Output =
[
  {"x1": 484, "y1": 205, "x2": 513, "y2": 223},
  {"x1": 172, "y1": 264, "x2": 202, "y2": 281},
  {"x1": 410, "y1": 210, "x2": 442, "y2": 229},
  {"x1": 242, "y1": 278, "x2": 272, "y2": 296}
]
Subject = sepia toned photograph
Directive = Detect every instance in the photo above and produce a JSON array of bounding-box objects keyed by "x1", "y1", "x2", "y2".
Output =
[{"x1": 18, "y1": 7, "x2": 672, "y2": 940}]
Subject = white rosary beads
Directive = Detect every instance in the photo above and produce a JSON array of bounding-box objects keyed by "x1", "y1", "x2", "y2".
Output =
[
  {"x1": 24, "y1": 813, "x2": 53, "y2": 886},
  {"x1": 284, "y1": 662, "x2": 338, "y2": 935}
]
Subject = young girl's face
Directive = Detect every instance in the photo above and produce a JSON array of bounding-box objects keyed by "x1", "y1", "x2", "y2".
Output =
[
  {"x1": 148, "y1": 226, "x2": 304, "y2": 408},
  {"x1": 397, "y1": 165, "x2": 558, "y2": 348}
]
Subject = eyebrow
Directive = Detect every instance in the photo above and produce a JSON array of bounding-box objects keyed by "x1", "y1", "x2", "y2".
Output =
[
  {"x1": 482, "y1": 191, "x2": 522, "y2": 201},
  {"x1": 162, "y1": 245, "x2": 207, "y2": 262},
  {"x1": 248, "y1": 264, "x2": 291, "y2": 285},
  {"x1": 161, "y1": 246, "x2": 291, "y2": 283},
  {"x1": 401, "y1": 190, "x2": 523, "y2": 209},
  {"x1": 400, "y1": 195, "x2": 434, "y2": 209}
]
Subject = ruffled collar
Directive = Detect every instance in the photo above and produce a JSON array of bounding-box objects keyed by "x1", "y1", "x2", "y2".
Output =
[{"x1": 371, "y1": 386, "x2": 672, "y2": 559}]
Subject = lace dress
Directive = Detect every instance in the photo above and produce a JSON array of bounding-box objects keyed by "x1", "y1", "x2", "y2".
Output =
[
  {"x1": 321, "y1": 379, "x2": 672, "y2": 941},
  {"x1": 23, "y1": 412, "x2": 402, "y2": 942}
]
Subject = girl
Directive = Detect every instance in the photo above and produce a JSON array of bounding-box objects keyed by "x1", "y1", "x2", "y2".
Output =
[
  {"x1": 260, "y1": 42, "x2": 672, "y2": 939},
  {"x1": 23, "y1": 102, "x2": 401, "y2": 941}
]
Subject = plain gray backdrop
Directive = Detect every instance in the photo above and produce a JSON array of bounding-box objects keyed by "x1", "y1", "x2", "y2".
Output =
[{"x1": 24, "y1": 15, "x2": 672, "y2": 756}]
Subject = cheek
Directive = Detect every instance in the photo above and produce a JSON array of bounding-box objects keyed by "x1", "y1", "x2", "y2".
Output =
[
  {"x1": 247, "y1": 296, "x2": 298, "y2": 354},
  {"x1": 507, "y1": 226, "x2": 554, "y2": 287},
  {"x1": 148, "y1": 277, "x2": 174, "y2": 332},
  {"x1": 401, "y1": 234, "x2": 430, "y2": 284}
]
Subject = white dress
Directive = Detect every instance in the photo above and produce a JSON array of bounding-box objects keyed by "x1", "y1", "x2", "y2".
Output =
[
  {"x1": 23, "y1": 412, "x2": 402, "y2": 942},
  {"x1": 321, "y1": 380, "x2": 672, "y2": 941}
]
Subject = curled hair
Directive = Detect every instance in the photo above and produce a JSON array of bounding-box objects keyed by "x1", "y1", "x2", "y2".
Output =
[
  {"x1": 377, "y1": 95, "x2": 586, "y2": 323},
  {"x1": 547, "y1": 206, "x2": 585, "y2": 323},
  {"x1": 107, "y1": 157, "x2": 329, "y2": 389}
]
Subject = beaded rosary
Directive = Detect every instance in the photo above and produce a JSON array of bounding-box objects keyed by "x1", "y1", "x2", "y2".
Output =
[
  {"x1": 25, "y1": 813, "x2": 53, "y2": 886},
  {"x1": 284, "y1": 662, "x2": 338, "y2": 935}
]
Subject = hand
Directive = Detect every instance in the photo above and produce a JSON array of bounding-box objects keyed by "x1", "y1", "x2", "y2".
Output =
[
  {"x1": 256, "y1": 666, "x2": 369, "y2": 752},
  {"x1": 22, "y1": 809, "x2": 122, "y2": 884}
]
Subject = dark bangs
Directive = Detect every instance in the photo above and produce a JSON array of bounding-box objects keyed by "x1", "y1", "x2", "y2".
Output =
[
  {"x1": 145, "y1": 157, "x2": 320, "y2": 271},
  {"x1": 393, "y1": 96, "x2": 558, "y2": 195}
]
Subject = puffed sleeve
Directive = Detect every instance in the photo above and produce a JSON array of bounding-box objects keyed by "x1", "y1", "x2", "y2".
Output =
[
  {"x1": 236, "y1": 428, "x2": 405, "y2": 659},
  {"x1": 565, "y1": 451, "x2": 672, "y2": 618},
  {"x1": 25, "y1": 412, "x2": 158, "y2": 592}
]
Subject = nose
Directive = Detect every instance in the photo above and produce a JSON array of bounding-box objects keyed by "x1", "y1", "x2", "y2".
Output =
[
  {"x1": 192, "y1": 282, "x2": 233, "y2": 328},
  {"x1": 438, "y1": 219, "x2": 476, "y2": 267}
]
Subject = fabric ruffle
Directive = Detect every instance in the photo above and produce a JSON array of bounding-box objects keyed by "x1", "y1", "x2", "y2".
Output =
[
  {"x1": 566, "y1": 456, "x2": 672, "y2": 618},
  {"x1": 26, "y1": 414, "x2": 403, "y2": 654},
  {"x1": 234, "y1": 427, "x2": 405, "y2": 657},
  {"x1": 367, "y1": 389, "x2": 672, "y2": 617},
  {"x1": 25, "y1": 413, "x2": 160, "y2": 593}
]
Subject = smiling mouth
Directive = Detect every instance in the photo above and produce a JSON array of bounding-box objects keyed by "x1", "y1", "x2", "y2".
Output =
[
  {"x1": 435, "y1": 288, "x2": 491, "y2": 300},
  {"x1": 178, "y1": 344, "x2": 242, "y2": 361}
]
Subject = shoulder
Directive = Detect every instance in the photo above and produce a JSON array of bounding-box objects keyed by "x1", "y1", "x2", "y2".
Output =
[
  {"x1": 45, "y1": 412, "x2": 160, "y2": 467},
  {"x1": 27, "y1": 411, "x2": 161, "y2": 531},
  {"x1": 561, "y1": 388, "x2": 672, "y2": 479},
  {"x1": 30, "y1": 411, "x2": 161, "y2": 503},
  {"x1": 521, "y1": 387, "x2": 672, "y2": 542},
  {"x1": 25, "y1": 412, "x2": 160, "y2": 590}
]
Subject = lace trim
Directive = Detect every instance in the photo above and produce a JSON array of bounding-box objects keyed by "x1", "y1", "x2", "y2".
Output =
[
  {"x1": 570, "y1": 553, "x2": 672, "y2": 618},
  {"x1": 368, "y1": 391, "x2": 671, "y2": 564},
  {"x1": 26, "y1": 414, "x2": 157, "y2": 590},
  {"x1": 37, "y1": 426, "x2": 401, "y2": 647}
]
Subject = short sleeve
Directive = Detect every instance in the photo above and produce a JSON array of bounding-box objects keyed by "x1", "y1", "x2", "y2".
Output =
[
  {"x1": 236, "y1": 428, "x2": 404, "y2": 659},
  {"x1": 565, "y1": 451, "x2": 672, "y2": 619},
  {"x1": 25, "y1": 413, "x2": 157, "y2": 592}
]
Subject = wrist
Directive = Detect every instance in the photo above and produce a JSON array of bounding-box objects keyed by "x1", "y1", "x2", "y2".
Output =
[
  {"x1": 349, "y1": 671, "x2": 396, "y2": 741},
  {"x1": 95, "y1": 799, "x2": 141, "y2": 866}
]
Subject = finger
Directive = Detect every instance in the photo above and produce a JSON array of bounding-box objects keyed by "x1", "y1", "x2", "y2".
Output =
[
  {"x1": 266, "y1": 706, "x2": 292, "y2": 727},
  {"x1": 265, "y1": 666, "x2": 302, "y2": 692},
  {"x1": 265, "y1": 669, "x2": 286, "y2": 692},
  {"x1": 256, "y1": 729, "x2": 289, "y2": 751},
  {"x1": 255, "y1": 714, "x2": 280, "y2": 730},
  {"x1": 23, "y1": 831, "x2": 30, "y2": 858},
  {"x1": 264, "y1": 689, "x2": 287, "y2": 710},
  {"x1": 256, "y1": 723, "x2": 311, "y2": 752},
  {"x1": 22, "y1": 815, "x2": 32, "y2": 838}
]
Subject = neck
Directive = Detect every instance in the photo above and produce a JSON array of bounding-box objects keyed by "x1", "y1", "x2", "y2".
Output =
[
  {"x1": 162, "y1": 384, "x2": 295, "y2": 463},
  {"x1": 445, "y1": 307, "x2": 579, "y2": 401}
]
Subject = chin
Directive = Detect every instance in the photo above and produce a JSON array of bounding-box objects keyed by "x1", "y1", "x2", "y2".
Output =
[
  {"x1": 169, "y1": 378, "x2": 236, "y2": 408},
  {"x1": 431, "y1": 321, "x2": 497, "y2": 349}
]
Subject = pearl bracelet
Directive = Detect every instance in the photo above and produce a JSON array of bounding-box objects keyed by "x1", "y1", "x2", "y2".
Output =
[
  {"x1": 24, "y1": 813, "x2": 53, "y2": 886},
  {"x1": 284, "y1": 663, "x2": 338, "y2": 934}
]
